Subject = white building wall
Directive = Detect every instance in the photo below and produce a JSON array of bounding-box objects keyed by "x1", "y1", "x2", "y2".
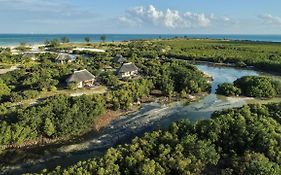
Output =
[{"x1": 77, "y1": 81, "x2": 83, "y2": 88}]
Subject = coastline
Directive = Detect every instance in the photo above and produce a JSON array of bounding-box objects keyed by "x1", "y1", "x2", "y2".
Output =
[{"x1": 1, "y1": 34, "x2": 281, "y2": 48}]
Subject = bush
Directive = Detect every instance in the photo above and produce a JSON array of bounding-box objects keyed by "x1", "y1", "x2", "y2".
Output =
[
  {"x1": 99, "y1": 71, "x2": 120, "y2": 87},
  {"x1": 234, "y1": 76, "x2": 276, "y2": 98},
  {"x1": 0, "y1": 79, "x2": 11, "y2": 98},
  {"x1": 0, "y1": 95, "x2": 106, "y2": 144},
  {"x1": 34, "y1": 103, "x2": 281, "y2": 175},
  {"x1": 8, "y1": 92, "x2": 24, "y2": 102},
  {"x1": 67, "y1": 82, "x2": 78, "y2": 90},
  {"x1": 216, "y1": 83, "x2": 241, "y2": 96},
  {"x1": 272, "y1": 80, "x2": 281, "y2": 95},
  {"x1": 22, "y1": 90, "x2": 40, "y2": 99}
]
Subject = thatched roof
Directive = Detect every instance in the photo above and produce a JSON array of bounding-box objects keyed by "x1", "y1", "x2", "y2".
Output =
[
  {"x1": 56, "y1": 53, "x2": 72, "y2": 61},
  {"x1": 66, "y1": 69, "x2": 95, "y2": 83},
  {"x1": 117, "y1": 62, "x2": 138, "y2": 73},
  {"x1": 113, "y1": 54, "x2": 127, "y2": 63},
  {"x1": 22, "y1": 53, "x2": 35, "y2": 58}
]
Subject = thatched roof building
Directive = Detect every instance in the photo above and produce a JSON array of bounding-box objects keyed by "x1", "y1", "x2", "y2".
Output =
[
  {"x1": 117, "y1": 62, "x2": 138, "y2": 78},
  {"x1": 112, "y1": 54, "x2": 127, "y2": 64},
  {"x1": 66, "y1": 69, "x2": 95, "y2": 88},
  {"x1": 56, "y1": 53, "x2": 73, "y2": 64}
]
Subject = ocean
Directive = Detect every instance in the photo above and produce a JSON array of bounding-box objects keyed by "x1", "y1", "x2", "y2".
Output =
[{"x1": 0, "y1": 34, "x2": 281, "y2": 46}]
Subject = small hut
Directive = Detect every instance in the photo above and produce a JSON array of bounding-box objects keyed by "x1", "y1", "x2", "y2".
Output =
[
  {"x1": 66, "y1": 69, "x2": 95, "y2": 88},
  {"x1": 22, "y1": 53, "x2": 37, "y2": 61},
  {"x1": 56, "y1": 53, "x2": 73, "y2": 64},
  {"x1": 112, "y1": 54, "x2": 127, "y2": 64},
  {"x1": 117, "y1": 62, "x2": 138, "y2": 78}
]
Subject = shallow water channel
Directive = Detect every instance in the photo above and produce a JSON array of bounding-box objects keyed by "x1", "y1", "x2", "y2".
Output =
[{"x1": 2, "y1": 64, "x2": 280, "y2": 174}]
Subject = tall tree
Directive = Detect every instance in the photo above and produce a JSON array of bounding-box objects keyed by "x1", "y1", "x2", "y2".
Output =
[
  {"x1": 100, "y1": 35, "x2": 107, "y2": 42},
  {"x1": 84, "y1": 37, "x2": 91, "y2": 43},
  {"x1": 61, "y1": 37, "x2": 70, "y2": 43}
]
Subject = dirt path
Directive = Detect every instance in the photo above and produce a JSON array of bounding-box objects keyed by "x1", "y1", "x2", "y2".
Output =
[
  {"x1": 9, "y1": 86, "x2": 107, "y2": 107},
  {"x1": 0, "y1": 64, "x2": 19, "y2": 74}
]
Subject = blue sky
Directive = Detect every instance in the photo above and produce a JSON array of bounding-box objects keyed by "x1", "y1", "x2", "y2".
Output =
[{"x1": 0, "y1": 0, "x2": 280, "y2": 34}]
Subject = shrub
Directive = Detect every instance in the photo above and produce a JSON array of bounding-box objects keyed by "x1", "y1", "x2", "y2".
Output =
[
  {"x1": 67, "y1": 82, "x2": 78, "y2": 90},
  {"x1": 22, "y1": 90, "x2": 40, "y2": 99},
  {"x1": 234, "y1": 76, "x2": 276, "y2": 98},
  {"x1": 216, "y1": 83, "x2": 241, "y2": 96}
]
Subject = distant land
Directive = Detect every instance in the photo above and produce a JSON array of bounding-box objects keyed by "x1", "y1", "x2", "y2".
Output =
[{"x1": 1, "y1": 34, "x2": 281, "y2": 46}]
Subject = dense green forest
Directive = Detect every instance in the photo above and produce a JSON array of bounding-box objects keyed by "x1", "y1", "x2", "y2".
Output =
[
  {"x1": 0, "y1": 53, "x2": 76, "y2": 103},
  {"x1": 0, "y1": 95, "x2": 105, "y2": 145},
  {"x1": 102, "y1": 38, "x2": 281, "y2": 74},
  {"x1": 141, "y1": 60, "x2": 210, "y2": 96},
  {"x1": 1, "y1": 38, "x2": 281, "y2": 174},
  {"x1": 159, "y1": 39, "x2": 281, "y2": 74},
  {"x1": 216, "y1": 76, "x2": 281, "y2": 98},
  {"x1": 27, "y1": 102, "x2": 281, "y2": 175},
  {"x1": 0, "y1": 46, "x2": 209, "y2": 104},
  {"x1": 3, "y1": 38, "x2": 281, "y2": 74},
  {"x1": 0, "y1": 59, "x2": 209, "y2": 146},
  {"x1": 0, "y1": 79, "x2": 151, "y2": 146},
  {"x1": 0, "y1": 51, "x2": 113, "y2": 103}
]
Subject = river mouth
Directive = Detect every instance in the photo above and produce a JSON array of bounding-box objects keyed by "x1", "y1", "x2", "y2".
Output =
[{"x1": 1, "y1": 63, "x2": 281, "y2": 175}]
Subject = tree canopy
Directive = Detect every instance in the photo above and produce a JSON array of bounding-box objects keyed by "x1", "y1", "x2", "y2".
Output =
[
  {"x1": 216, "y1": 76, "x2": 281, "y2": 98},
  {"x1": 29, "y1": 103, "x2": 281, "y2": 175}
]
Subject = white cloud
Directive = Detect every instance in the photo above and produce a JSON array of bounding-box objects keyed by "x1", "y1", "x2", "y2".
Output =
[
  {"x1": 118, "y1": 16, "x2": 141, "y2": 26},
  {"x1": 0, "y1": 0, "x2": 69, "y2": 12},
  {"x1": 183, "y1": 12, "x2": 211, "y2": 27},
  {"x1": 119, "y1": 5, "x2": 230, "y2": 29},
  {"x1": 129, "y1": 6, "x2": 145, "y2": 16},
  {"x1": 0, "y1": 0, "x2": 97, "y2": 23},
  {"x1": 147, "y1": 5, "x2": 164, "y2": 24},
  {"x1": 164, "y1": 9, "x2": 184, "y2": 28},
  {"x1": 258, "y1": 14, "x2": 281, "y2": 25},
  {"x1": 222, "y1": 17, "x2": 231, "y2": 22}
]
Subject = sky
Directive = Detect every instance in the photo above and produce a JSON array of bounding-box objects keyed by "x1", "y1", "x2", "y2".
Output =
[{"x1": 0, "y1": 0, "x2": 281, "y2": 34}]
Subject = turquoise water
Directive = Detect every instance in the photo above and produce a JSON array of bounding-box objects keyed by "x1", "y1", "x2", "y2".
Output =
[{"x1": 1, "y1": 34, "x2": 281, "y2": 46}]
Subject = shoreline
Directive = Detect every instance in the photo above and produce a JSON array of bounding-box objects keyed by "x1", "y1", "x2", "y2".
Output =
[
  {"x1": 0, "y1": 93, "x2": 201, "y2": 150},
  {"x1": 1, "y1": 34, "x2": 281, "y2": 48}
]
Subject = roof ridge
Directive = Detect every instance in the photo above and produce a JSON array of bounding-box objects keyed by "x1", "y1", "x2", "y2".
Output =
[
  {"x1": 123, "y1": 62, "x2": 133, "y2": 65},
  {"x1": 74, "y1": 69, "x2": 87, "y2": 73}
]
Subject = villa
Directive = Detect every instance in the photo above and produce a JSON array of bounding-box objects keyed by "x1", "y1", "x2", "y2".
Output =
[
  {"x1": 56, "y1": 53, "x2": 73, "y2": 64},
  {"x1": 22, "y1": 53, "x2": 37, "y2": 61},
  {"x1": 112, "y1": 54, "x2": 127, "y2": 64},
  {"x1": 117, "y1": 62, "x2": 139, "y2": 78},
  {"x1": 66, "y1": 69, "x2": 96, "y2": 88}
]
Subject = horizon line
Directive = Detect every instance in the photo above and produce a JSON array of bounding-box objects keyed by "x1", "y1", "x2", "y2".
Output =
[{"x1": 0, "y1": 33, "x2": 281, "y2": 35}]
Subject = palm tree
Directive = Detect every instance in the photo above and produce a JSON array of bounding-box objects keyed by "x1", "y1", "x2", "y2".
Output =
[
  {"x1": 50, "y1": 39, "x2": 60, "y2": 47},
  {"x1": 84, "y1": 37, "x2": 91, "y2": 43},
  {"x1": 44, "y1": 40, "x2": 50, "y2": 46},
  {"x1": 100, "y1": 35, "x2": 106, "y2": 42},
  {"x1": 61, "y1": 37, "x2": 70, "y2": 43}
]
